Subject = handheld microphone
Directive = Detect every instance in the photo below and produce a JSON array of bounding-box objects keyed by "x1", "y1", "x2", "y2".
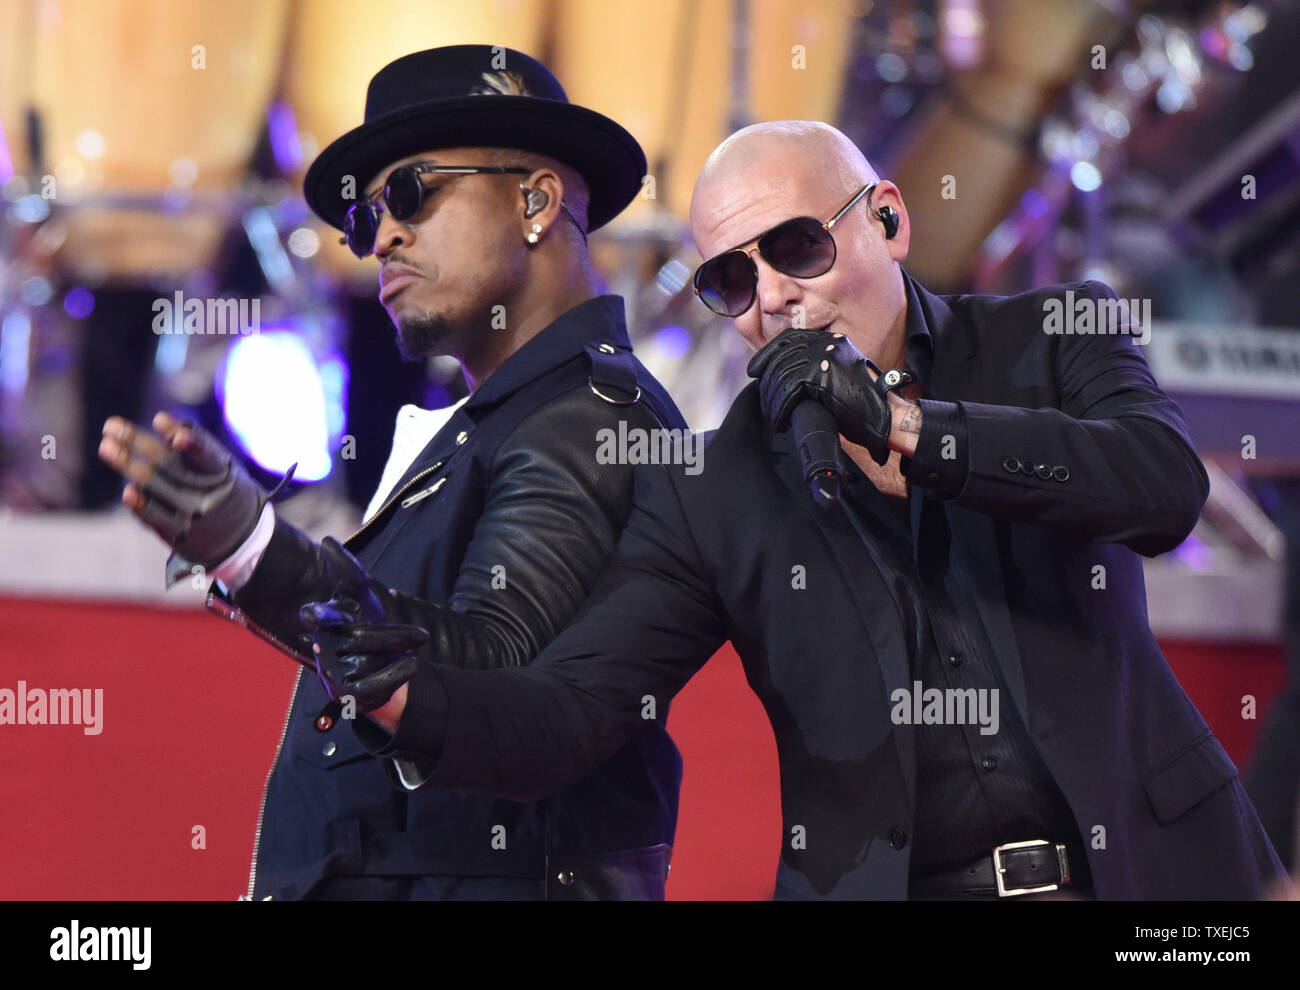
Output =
[{"x1": 790, "y1": 399, "x2": 842, "y2": 511}]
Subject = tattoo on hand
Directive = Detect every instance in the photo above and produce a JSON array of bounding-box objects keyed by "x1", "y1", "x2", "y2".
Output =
[{"x1": 898, "y1": 402, "x2": 923, "y2": 435}]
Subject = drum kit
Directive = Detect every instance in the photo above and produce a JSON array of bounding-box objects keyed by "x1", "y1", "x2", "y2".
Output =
[{"x1": 0, "y1": 0, "x2": 849, "y2": 507}]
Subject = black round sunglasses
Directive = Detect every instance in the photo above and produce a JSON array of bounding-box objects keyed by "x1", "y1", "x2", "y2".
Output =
[{"x1": 341, "y1": 163, "x2": 533, "y2": 258}]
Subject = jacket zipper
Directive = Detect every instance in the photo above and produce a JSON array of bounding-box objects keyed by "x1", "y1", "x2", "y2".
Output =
[
  {"x1": 206, "y1": 592, "x2": 312, "y2": 900},
  {"x1": 243, "y1": 667, "x2": 300, "y2": 899},
  {"x1": 400, "y1": 477, "x2": 446, "y2": 508},
  {"x1": 342, "y1": 462, "x2": 443, "y2": 546}
]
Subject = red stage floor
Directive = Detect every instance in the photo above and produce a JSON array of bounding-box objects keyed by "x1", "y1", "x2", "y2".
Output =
[{"x1": 0, "y1": 596, "x2": 1284, "y2": 900}]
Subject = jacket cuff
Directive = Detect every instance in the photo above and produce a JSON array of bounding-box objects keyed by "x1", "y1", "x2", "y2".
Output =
[
  {"x1": 231, "y1": 514, "x2": 319, "y2": 610},
  {"x1": 210, "y1": 503, "x2": 276, "y2": 593},
  {"x1": 352, "y1": 666, "x2": 449, "y2": 763},
  {"x1": 900, "y1": 398, "x2": 969, "y2": 499}
]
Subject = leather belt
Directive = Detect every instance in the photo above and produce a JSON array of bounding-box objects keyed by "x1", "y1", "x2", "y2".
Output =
[{"x1": 909, "y1": 839, "x2": 1091, "y2": 898}]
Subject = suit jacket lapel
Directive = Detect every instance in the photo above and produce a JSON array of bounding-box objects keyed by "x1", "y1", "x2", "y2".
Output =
[{"x1": 770, "y1": 431, "x2": 917, "y2": 803}]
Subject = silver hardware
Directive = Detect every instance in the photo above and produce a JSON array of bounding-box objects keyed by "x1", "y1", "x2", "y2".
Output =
[
  {"x1": 993, "y1": 839, "x2": 1060, "y2": 897},
  {"x1": 341, "y1": 463, "x2": 441, "y2": 545},
  {"x1": 1056, "y1": 843, "x2": 1071, "y2": 884},
  {"x1": 587, "y1": 376, "x2": 641, "y2": 405},
  {"x1": 323, "y1": 741, "x2": 336, "y2": 757},
  {"x1": 455, "y1": 430, "x2": 469, "y2": 445},
  {"x1": 597, "y1": 342, "x2": 616, "y2": 354},
  {"x1": 401, "y1": 476, "x2": 447, "y2": 508}
]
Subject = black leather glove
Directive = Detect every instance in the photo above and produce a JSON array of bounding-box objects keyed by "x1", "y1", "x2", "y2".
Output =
[
  {"x1": 134, "y1": 419, "x2": 292, "y2": 567},
  {"x1": 298, "y1": 537, "x2": 427, "y2": 712},
  {"x1": 746, "y1": 328, "x2": 899, "y2": 466}
]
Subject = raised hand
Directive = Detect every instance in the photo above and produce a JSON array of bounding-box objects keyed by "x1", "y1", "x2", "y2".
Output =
[
  {"x1": 747, "y1": 328, "x2": 908, "y2": 466},
  {"x1": 98, "y1": 411, "x2": 288, "y2": 565}
]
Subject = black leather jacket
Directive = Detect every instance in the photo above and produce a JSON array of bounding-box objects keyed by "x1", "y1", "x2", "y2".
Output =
[{"x1": 209, "y1": 296, "x2": 686, "y2": 899}]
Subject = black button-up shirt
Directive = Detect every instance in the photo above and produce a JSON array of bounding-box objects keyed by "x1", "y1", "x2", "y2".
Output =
[{"x1": 841, "y1": 290, "x2": 1082, "y2": 873}]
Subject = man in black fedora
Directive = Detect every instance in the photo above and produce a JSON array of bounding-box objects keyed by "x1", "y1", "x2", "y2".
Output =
[{"x1": 97, "y1": 44, "x2": 686, "y2": 900}]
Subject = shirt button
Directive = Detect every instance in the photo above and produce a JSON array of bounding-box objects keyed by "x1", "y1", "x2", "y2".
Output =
[
  {"x1": 980, "y1": 755, "x2": 998, "y2": 772},
  {"x1": 888, "y1": 825, "x2": 908, "y2": 849},
  {"x1": 323, "y1": 741, "x2": 337, "y2": 757},
  {"x1": 947, "y1": 653, "x2": 963, "y2": 668}
]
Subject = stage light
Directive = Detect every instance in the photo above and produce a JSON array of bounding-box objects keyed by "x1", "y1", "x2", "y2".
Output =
[
  {"x1": 654, "y1": 258, "x2": 689, "y2": 296},
  {"x1": 1020, "y1": 189, "x2": 1048, "y2": 219},
  {"x1": 1227, "y1": 45, "x2": 1253, "y2": 71},
  {"x1": 0, "y1": 310, "x2": 31, "y2": 396},
  {"x1": 13, "y1": 194, "x2": 50, "y2": 224},
  {"x1": 653, "y1": 326, "x2": 692, "y2": 361},
  {"x1": 1122, "y1": 61, "x2": 1148, "y2": 92},
  {"x1": 63, "y1": 287, "x2": 94, "y2": 320},
  {"x1": 20, "y1": 276, "x2": 53, "y2": 307},
  {"x1": 215, "y1": 329, "x2": 343, "y2": 482},
  {"x1": 875, "y1": 53, "x2": 907, "y2": 83},
  {"x1": 266, "y1": 101, "x2": 304, "y2": 174},
  {"x1": 1156, "y1": 77, "x2": 1194, "y2": 114},
  {"x1": 1102, "y1": 109, "x2": 1130, "y2": 140},
  {"x1": 287, "y1": 227, "x2": 320, "y2": 259},
  {"x1": 73, "y1": 129, "x2": 106, "y2": 160},
  {"x1": 1070, "y1": 161, "x2": 1102, "y2": 193}
]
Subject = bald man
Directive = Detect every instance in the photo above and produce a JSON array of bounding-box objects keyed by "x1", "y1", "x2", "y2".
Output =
[{"x1": 322, "y1": 121, "x2": 1288, "y2": 900}]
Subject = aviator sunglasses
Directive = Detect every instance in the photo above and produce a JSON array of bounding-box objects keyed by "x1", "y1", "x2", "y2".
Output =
[
  {"x1": 693, "y1": 182, "x2": 887, "y2": 318},
  {"x1": 341, "y1": 163, "x2": 533, "y2": 258}
]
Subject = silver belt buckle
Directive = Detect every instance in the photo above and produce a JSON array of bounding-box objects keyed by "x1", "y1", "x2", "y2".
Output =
[{"x1": 993, "y1": 839, "x2": 1067, "y2": 897}]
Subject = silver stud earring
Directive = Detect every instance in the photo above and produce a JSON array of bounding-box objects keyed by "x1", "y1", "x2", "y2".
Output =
[{"x1": 526, "y1": 223, "x2": 542, "y2": 245}]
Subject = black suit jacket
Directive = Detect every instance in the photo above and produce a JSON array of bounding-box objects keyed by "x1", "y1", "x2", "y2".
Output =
[{"x1": 388, "y1": 273, "x2": 1288, "y2": 899}]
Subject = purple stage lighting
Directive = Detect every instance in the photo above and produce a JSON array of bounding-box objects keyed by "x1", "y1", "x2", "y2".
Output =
[
  {"x1": 63, "y1": 286, "x2": 94, "y2": 320},
  {"x1": 215, "y1": 327, "x2": 345, "y2": 482}
]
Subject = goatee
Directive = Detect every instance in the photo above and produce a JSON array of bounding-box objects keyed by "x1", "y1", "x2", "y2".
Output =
[{"x1": 394, "y1": 312, "x2": 451, "y2": 362}]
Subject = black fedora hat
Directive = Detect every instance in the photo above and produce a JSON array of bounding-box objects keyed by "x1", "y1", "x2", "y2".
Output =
[{"x1": 303, "y1": 45, "x2": 647, "y2": 234}]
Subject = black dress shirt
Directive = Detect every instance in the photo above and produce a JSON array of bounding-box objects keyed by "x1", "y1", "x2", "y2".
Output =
[{"x1": 845, "y1": 306, "x2": 1082, "y2": 873}]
